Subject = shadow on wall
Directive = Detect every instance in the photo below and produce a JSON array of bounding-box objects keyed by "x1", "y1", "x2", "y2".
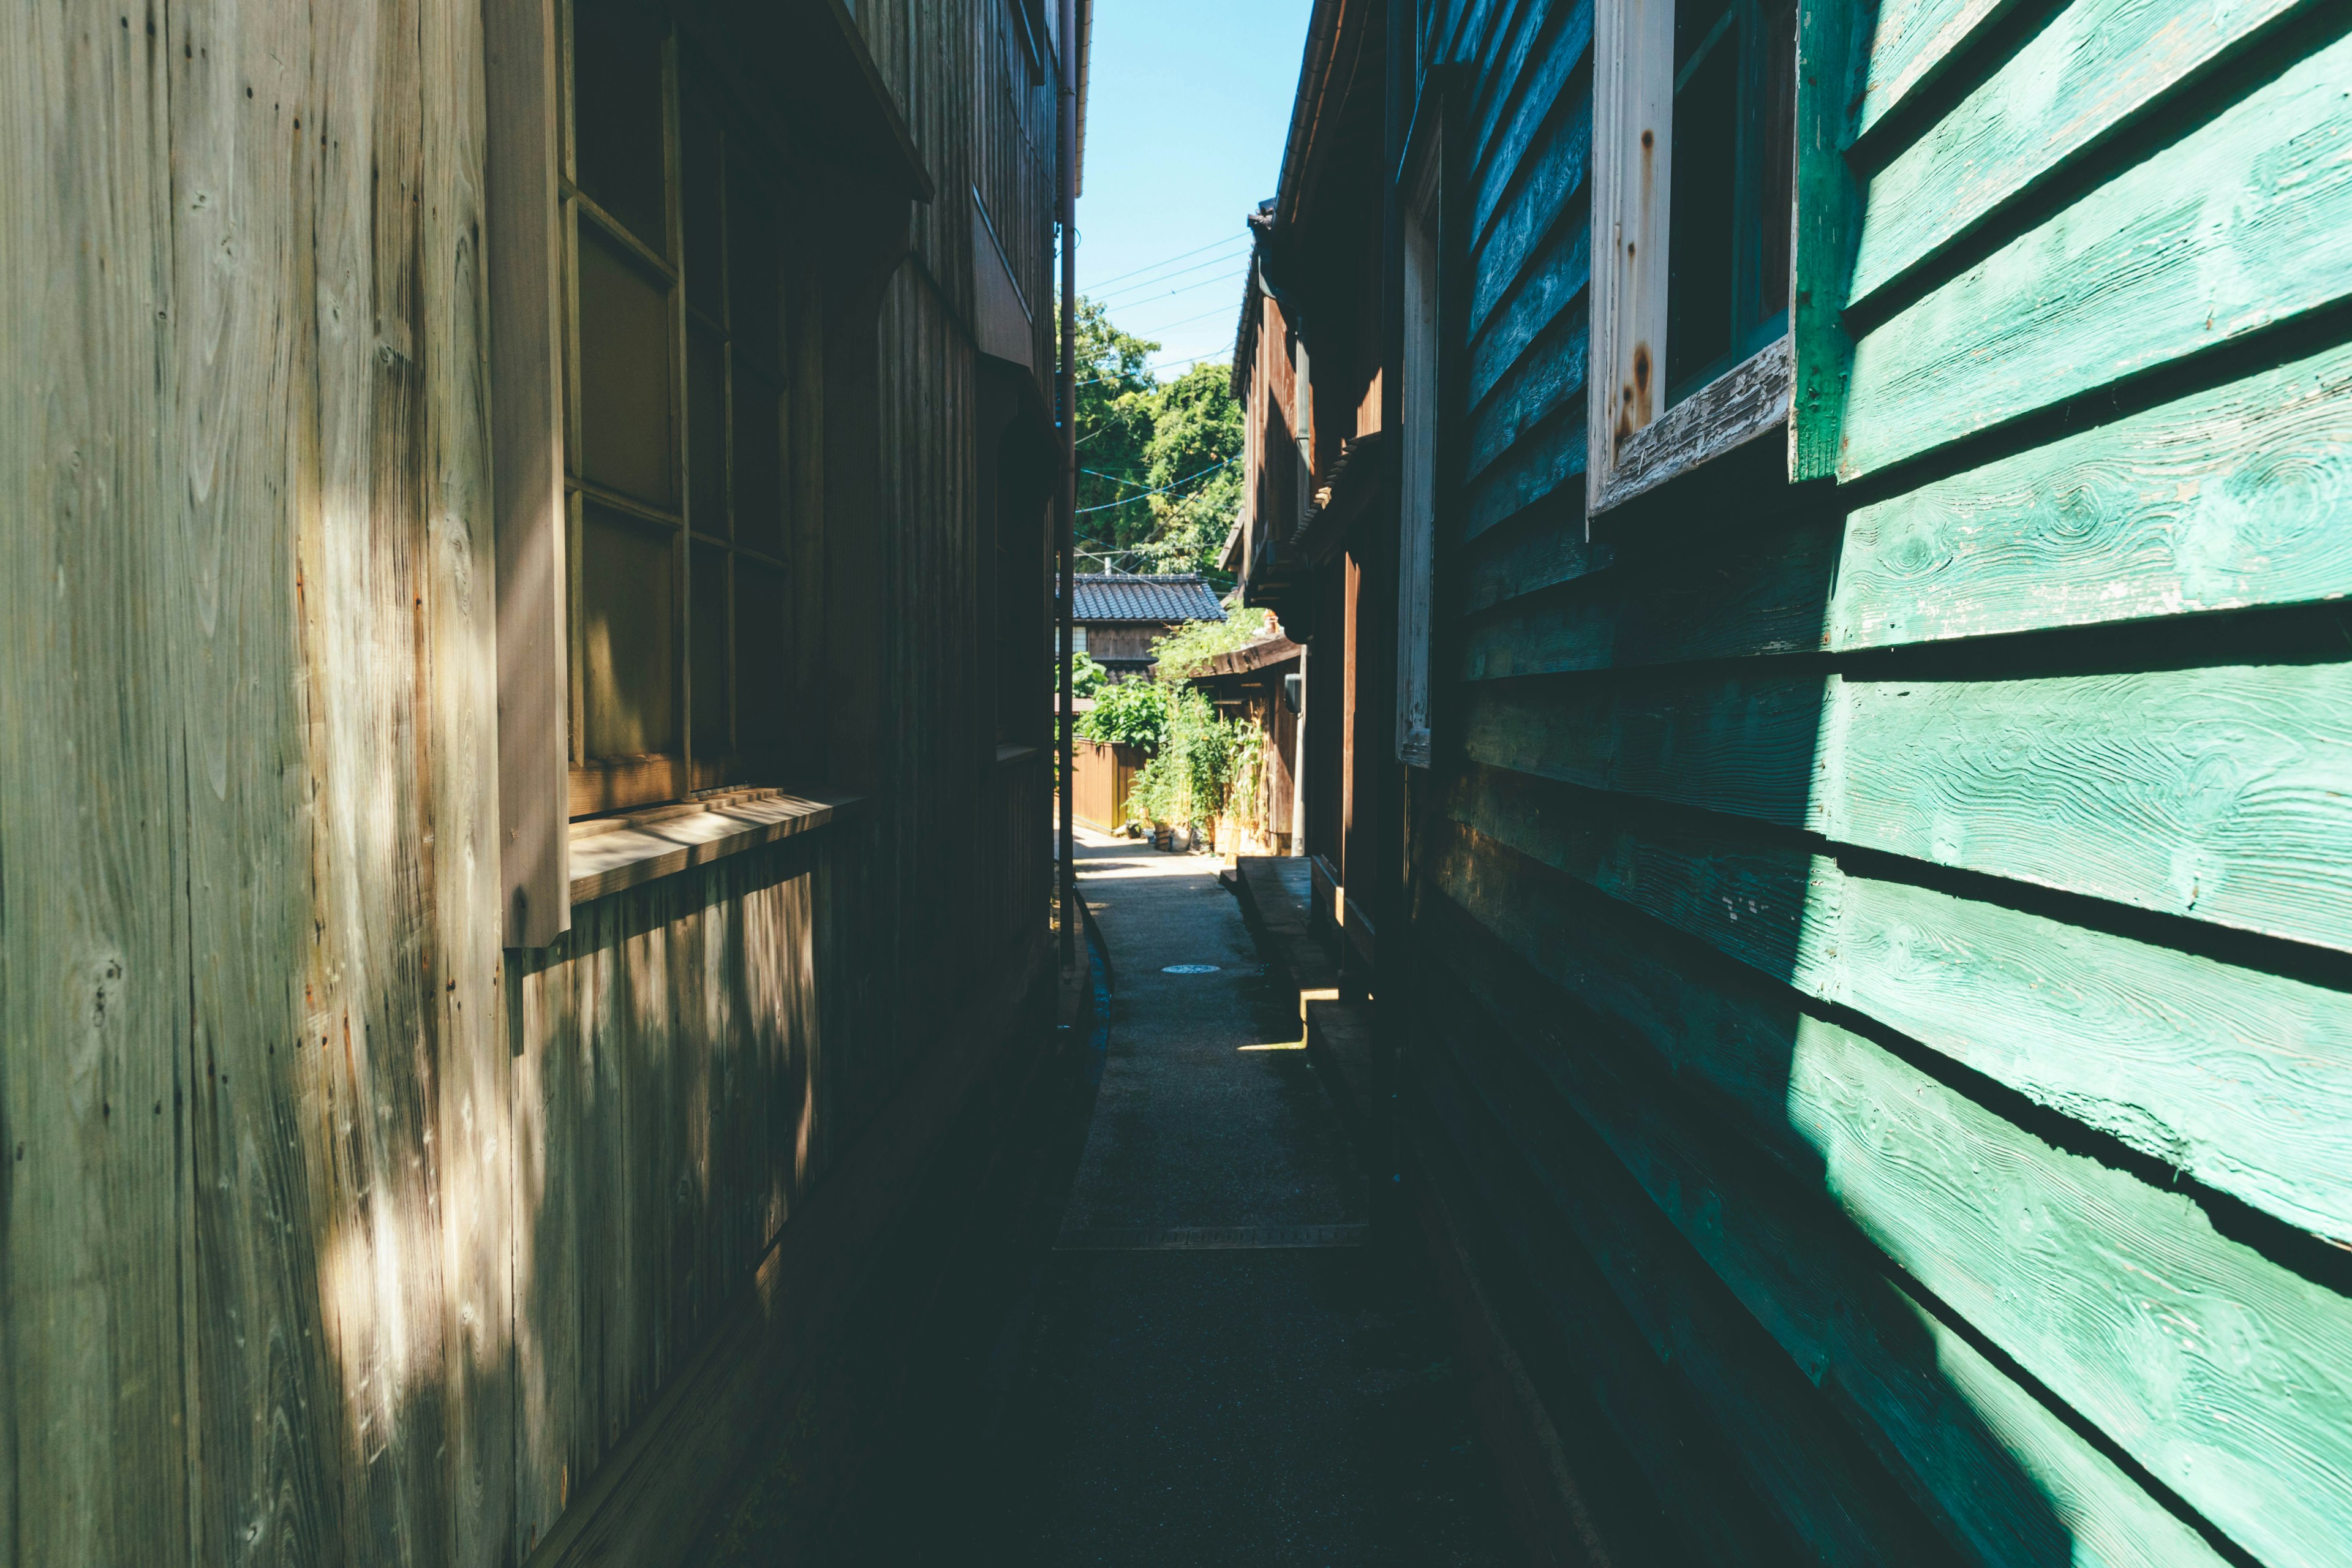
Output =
[
  {"x1": 1413, "y1": 485, "x2": 2331, "y2": 1564},
  {"x1": 503, "y1": 834, "x2": 834, "y2": 1555}
]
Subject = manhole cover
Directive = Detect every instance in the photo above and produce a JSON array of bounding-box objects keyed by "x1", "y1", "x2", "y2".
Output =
[{"x1": 1161, "y1": 963, "x2": 1221, "y2": 974}]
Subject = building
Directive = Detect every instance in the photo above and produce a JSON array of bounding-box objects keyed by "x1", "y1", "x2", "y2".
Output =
[
  {"x1": 1066, "y1": 571, "x2": 1227, "y2": 679},
  {"x1": 1234, "y1": 0, "x2": 2352, "y2": 1563},
  {"x1": 2, "y1": 0, "x2": 1082, "y2": 1561}
]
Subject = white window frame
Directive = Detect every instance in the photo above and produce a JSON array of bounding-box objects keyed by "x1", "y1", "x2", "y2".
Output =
[{"x1": 1586, "y1": 0, "x2": 1794, "y2": 520}]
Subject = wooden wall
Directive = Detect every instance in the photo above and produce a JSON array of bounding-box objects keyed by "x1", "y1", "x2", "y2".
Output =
[
  {"x1": 1405, "y1": 1, "x2": 2352, "y2": 1564},
  {"x1": 0, "y1": 0, "x2": 1061, "y2": 1562}
]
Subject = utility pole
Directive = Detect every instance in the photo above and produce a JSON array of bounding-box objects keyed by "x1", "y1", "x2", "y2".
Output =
[{"x1": 1057, "y1": 0, "x2": 1079, "y2": 968}]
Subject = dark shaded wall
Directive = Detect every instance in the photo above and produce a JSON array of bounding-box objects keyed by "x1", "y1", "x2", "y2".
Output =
[{"x1": 1400, "y1": 0, "x2": 2352, "y2": 1564}]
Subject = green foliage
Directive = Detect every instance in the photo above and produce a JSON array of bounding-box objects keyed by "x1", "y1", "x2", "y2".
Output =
[
  {"x1": 1136, "y1": 361, "x2": 1246, "y2": 578},
  {"x1": 1071, "y1": 649, "x2": 1110, "y2": 699},
  {"x1": 1074, "y1": 677, "x2": 1170, "y2": 750},
  {"x1": 1073, "y1": 300, "x2": 1160, "y2": 530},
  {"x1": 1070, "y1": 298, "x2": 1246, "y2": 581},
  {"x1": 1148, "y1": 608, "x2": 1272, "y2": 682},
  {"x1": 1123, "y1": 685, "x2": 1252, "y2": 834}
]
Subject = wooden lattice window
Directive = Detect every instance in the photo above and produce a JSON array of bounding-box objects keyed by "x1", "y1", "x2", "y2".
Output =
[{"x1": 561, "y1": 0, "x2": 810, "y2": 816}]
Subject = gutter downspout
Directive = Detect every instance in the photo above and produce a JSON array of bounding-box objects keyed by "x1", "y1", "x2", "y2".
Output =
[
  {"x1": 1058, "y1": 0, "x2": 1079, "y2": 965},
  {"x1": 1291, "y1": 644, "x2": 1308, "y2": 858}
]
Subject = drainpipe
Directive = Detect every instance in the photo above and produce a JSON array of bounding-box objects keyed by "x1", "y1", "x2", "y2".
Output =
[
  {"x1": 1291, "y1": 644, "x2": 1308, "y2": 858},
  {"x1": 1057, "y1": 0, "x2": 1079, "y2": 965}
]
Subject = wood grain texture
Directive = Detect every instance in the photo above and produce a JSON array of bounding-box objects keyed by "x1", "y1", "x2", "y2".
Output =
[
  {"x1": 1841, "y1": 28, "x2": 2352, "y2": 478},
  {"x1": 1471, "y1": 91, "x2": 1596, "y2": 340},
  {"x1": 1466, "y1": 662, "x2": 2352, "y2": 956},
  {"x1": 1824, "y1": 664, "x2": 2352, "y2": 955},
  {"x1": 1424, "y1": 1000, "x2": 1963, "y2": 1568},
  {"x1": 1849, "y1": 0, "x2": 2318, "y2": 307},
  {"x1": 1831, "y1": 337, "x2": 2352, "y2": 647},
  {"x1": 1409, "y1": 1054, "x2": 1801, "y2": 1568},
  {"x1": 1427, "y1": 829, "x2": 2352, "y2": 1568},
  {"x1": 1596, "y1": 335, "x2": 1789, "y2": 512},
  {"x1": 1461, "y1": 516, "x2": 1836, "y2": 677},
  {"x1": 1464, "y1": 396, "x2": 1589, "y2": 540},
  {"x1": 1, "y1": 0, "x2": 1059, "y2": 1560},
  {"x1": 1429, "y1": 930, "x2": 2226, "y2": 1568},
  {"x1": 486, "y1": 0, "x2": 572, "y2": 949},
  {"x1": 1466, "y1": 217, "x2": 1589, "y2": 415},
  {"x1": 1468, "y1": 0, "x2": 1596, "y2": 252},
  {"x1": 1, "y1": 6, "x2": 192, "y2": 1562},
  {"x1": 1458, "y1": 509, "x2": 1610, "y2": 614},
  {"x1": 1465, "y1": 311, "x2": 1591, "y2": 487},
  {"x1": 1447, "y1": 761, "x2": 2352, "y2": 1241},
  {"x1": 1462, "y1": 0, "x2": 1572, "y2": 192},
  {"x1": 1850, "y1": 0, "x2": 2026, "y2": 143}
]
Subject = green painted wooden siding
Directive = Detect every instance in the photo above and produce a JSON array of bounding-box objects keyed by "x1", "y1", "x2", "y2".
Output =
[{"x1": 1411, "y1": 0, "x2": 2352, "y2": 1563}]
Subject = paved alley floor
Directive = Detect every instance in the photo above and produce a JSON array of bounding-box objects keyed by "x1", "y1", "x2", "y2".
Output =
[{"x1": 978, "y1": 830, "x2": 1515, "y2": 1566}]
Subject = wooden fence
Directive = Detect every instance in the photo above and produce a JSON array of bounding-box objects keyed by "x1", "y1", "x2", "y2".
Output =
[{"x1": 1069, "y1": 739, "x2": 1147, "y2": 831}]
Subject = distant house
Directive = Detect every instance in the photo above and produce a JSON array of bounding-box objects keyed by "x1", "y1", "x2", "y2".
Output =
[{"x1": 1066, "y1": 573, "x2": 1227, "y2": 680}]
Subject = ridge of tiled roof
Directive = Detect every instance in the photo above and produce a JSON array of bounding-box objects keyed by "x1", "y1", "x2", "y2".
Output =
[{"x1": 1065, "y1": 573, "x2": 1228, "y2": 624}]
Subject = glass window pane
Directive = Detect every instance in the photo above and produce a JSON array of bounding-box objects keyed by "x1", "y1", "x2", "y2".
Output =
[
  {"x1": 682, "y1": 105, "x2": 724, "y2": 319},
  {"x1": 731, "y1": 366, "x2": 784, "y2": 556},
  {"x1": 581, "y1": 503, "x2": 679, "y2": 760},
  {"x1": 1666, "y1": 4, "x2": 1738, "y2": 396},
  {"x1": 571, "y1": 0, "x2": 666, "y2": 248},
  {"x1": 727, "y1": 160, "x2": 780, "y2": 367},
  {"x1": 734, "y1": 559, "x2": 787, "y2": 756},
  {"x1": 687, "y1": 323, "x2": 726, "y2": 531},
  {"x1": 578, "y1": 222, "x2": 675, "y2": 505},
  {"x1": 691, "y1": 541, "x2": 728, "y2": 754}
]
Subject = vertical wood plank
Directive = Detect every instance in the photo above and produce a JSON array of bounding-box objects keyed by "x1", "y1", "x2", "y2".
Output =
[
  {"x1": 484, "y1": 0, "x2": 571, "y2": 949},
  {"x1": 420, "y1": 0, "x2": 514, "y2": 1552},
  {"x1": 1, "y1": 6, "x2": 193, "y2": 1563}
]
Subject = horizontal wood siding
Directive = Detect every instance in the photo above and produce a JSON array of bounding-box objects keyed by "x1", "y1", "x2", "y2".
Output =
[{"x1": 1412, "y1": 1, "x2": 2352, "y2": 1564}]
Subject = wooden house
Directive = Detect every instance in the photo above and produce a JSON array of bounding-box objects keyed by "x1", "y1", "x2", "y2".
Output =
[
  {"x1": 2, "y1": 0, "x2": 1080, "y2": 1561},
  {"x1": 1239, "y1": 0, "x2": 2352, "y2": 1562},
  {"x1": 1066, "y1": 570, "x2": 1227, "y2": 679}
]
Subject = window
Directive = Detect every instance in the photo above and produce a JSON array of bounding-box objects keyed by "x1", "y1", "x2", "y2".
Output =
[
  {"x1": 1588, "y1": 0, "x2": 1798, "y2": 513},
  {"x1": 562, "y1": 0, "x2": 812, "y2": 816},
  {"x1": 1395, "y1": 131, "x2": 1439, "y2": 769},
  {"x1": 1664, "y1": 0, "x2": 1796, "y2": 402}
]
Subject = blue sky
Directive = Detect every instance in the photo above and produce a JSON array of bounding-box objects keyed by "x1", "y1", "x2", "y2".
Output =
[{"x1": 1078, "y1": 0, "x2": 1314, "y2": 380}]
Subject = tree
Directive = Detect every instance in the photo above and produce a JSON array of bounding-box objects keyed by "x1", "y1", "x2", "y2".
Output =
[
  {"x1": 1137, "y1": 360, "x2": 1245, "y2": 580},
  {"x1": 1065, "y1": 295, "x2": 1247, "y2": 581},
  {"x1": 1071, "y1": 299, "x2": 1160, "y2": 561}
]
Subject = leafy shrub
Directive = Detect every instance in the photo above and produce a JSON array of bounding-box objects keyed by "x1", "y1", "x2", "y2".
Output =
[{"x1": 1076, "y1": 677, "x2": 1170, "y2": 750}]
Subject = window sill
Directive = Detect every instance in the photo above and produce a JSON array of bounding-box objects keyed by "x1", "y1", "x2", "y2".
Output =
[
  {"x1": 568, "y1": 787, "x2": 861, "y2": 905},
  {"x1": 1591, "y1": 333, "x2": 1790, "y2": 518}
]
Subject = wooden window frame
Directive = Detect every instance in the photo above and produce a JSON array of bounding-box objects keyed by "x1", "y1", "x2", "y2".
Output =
[
  {"x1": 1395, "y1": 127, "x2": 1440, "y2": 769},
  {"x1": 489, "y1": 0, "x2": 573, "y2": 947},
  {"x1": 488, "y1": 0, "x2": 820, "y2": 946},
  {"x1": 1587, "y1": 0, "x2": 1798, "y2": 518},
  {"x1": 556, "y1": 0, "x2": 812, "y2": 821}
]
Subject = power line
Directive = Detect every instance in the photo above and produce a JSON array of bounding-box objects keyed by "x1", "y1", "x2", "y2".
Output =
[
  {"x1": 1091, "y1": 254, "x2": 1250, "y2": 306},
  {"x1": 1083, "y1": 234, "x2": 1250, "y2": 292},
  {"x1": 1144, "y1": 341, "x2": 1238, "y2": 376},
  {"x1": 1125, "y1": 299, "x2": 1249, "y2": 338},
  {"x1": 1074, "y1": 456, "x2": 1237, "y2": 514},
  {"x1": 1091, "y1": 267, "x2": 1248, "y2": 315}
]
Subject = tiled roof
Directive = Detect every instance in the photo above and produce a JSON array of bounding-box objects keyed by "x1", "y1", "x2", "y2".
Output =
[{"x1": 1067, "y1": 573, "x2": 1228, "y2": 624}]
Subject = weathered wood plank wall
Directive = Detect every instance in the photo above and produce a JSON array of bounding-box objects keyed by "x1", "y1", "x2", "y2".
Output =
[
  {"x1": 1406, "y1": 0, "x2": 2352, "y2": 1562},
  {"x1": 0, "y1": 0, "x2": 1061, "y2": 1561}
]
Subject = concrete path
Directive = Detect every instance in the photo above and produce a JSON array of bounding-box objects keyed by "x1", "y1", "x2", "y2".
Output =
[{"x1": 982, "y1": 829, "x2": 1515, "y2": 1566}]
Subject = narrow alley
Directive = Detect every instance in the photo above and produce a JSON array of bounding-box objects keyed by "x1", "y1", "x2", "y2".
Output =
[
  {"x1": 744, "y1": 831, "x2": 1520, "y2": 1564},
  {"x1": 12, "y1": 0, "x2": 2352, "y2": 1561}
]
